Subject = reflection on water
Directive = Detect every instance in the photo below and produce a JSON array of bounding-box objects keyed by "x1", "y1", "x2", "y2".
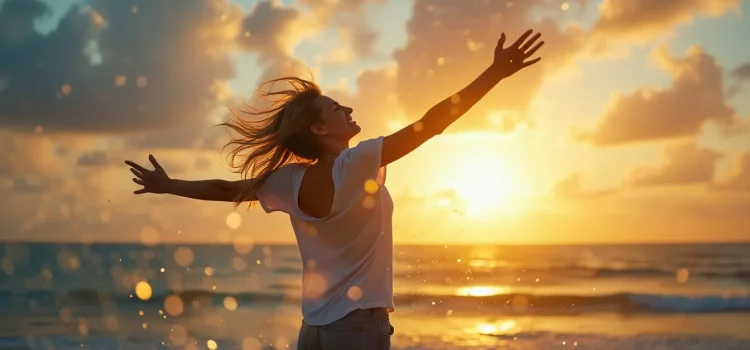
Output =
[
  {"x1": 456, "y1": 285, "x2": 509, "y2": 297},
  {"x1": 473, "y1": 320, "x2": 517, "y2": 335},
  {"x1": 2, "y1": 243, "x2": 750, "y2": 348}
]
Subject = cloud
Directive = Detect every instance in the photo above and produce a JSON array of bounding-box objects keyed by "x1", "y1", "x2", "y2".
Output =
[
  {"x1": 0, "y1": 130, "x2": 66, "y2": 177},
  {"x1": 713, "y1": 153, "x2": 750, "y2": 192},
  {"x1": 238, "y1": 1, "x2": 300, "y2": 60},
  {"x1": 76, "y1": 150, "x2": 108, "y2": 167},
  {"x1": 237, "y1": 0, "x2": 384, "y2": 80},
  {"x1": 578, "y1": 46, "x2": 737, "y2": 146},
  {"x1": 629, "y1": 142, "x2": 723, "y2": 187},
  {"x1": 554, "y1": 173, "x2": 615, "y2": 199},
  {"x1": 0, "y1": 0, "x2": 241, "y2": 133},
  {"x1": 299, "y1": 0, "x2": 385, "y2": 59},
  {"x1": 732, "y1": 63, "x2": 750, "y2": 81},
  {"x1": 728, "y1": 62, "x2": 750, "y2": 96},
  {"x1": 393, "y1": 0, "x2": 587, "y2": 132},
  {"x1": 591, "y1": 0, "x2": 741, "y2": 40}
]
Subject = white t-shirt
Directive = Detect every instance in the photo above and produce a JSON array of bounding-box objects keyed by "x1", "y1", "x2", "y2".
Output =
[{"x1": 256, "y1": 136, "x2": 394, "y2": 326}]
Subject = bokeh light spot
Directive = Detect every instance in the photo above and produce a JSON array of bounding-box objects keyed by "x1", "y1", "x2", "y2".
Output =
[
  {"x1": 232, "y1": 235, "x2": 254, "y2": 254},
  {"x1": 140, "y1": 226, "x2": 160, "y2": 246},
  {"x1": 303, "y1": 272, "x2": 327, "y2": 299},
  {"x1": 451, "y1": 94, "x2": 461, "y2": 104},
  {"x1": 362, "y1": 196, "x2": 375, "y2": 209},
  {"x1": 164, "y1": 295, "x2": 184, "y2": 316},
  {"x1": 226, "y1": 212, "x2": 242, "y2": 229},
  {"x1": 676, "y1": 268, "x2": 690, "y2": 283},
  {"x1": 223, "y1": 296, "x2": 238, "y2": 311},
  {"x1": 347, "y1": 286, "x2": 362, "y2": 301},
  {"x1": 174, "y1": 246, "x2": 194, "y2": 267},
  {"x1": 135, "y1": 281, "x2": 152, "y2": 300},
  {"x1": 298, "y1": 221, "x2": 318, "y2": 236},
  {"x1": 364, "y1": 179, "x2": 379, "y2": 194},
  {"x1": 114, "y1": 75, "x2": 127, "y2": 87}
]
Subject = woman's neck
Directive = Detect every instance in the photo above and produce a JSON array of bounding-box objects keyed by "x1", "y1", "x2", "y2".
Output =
[{"x1": 317, "y1": 139, "x2": 350, "y2": 163}]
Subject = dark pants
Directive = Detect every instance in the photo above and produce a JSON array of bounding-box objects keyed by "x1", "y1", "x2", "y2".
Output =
[{"x1": 296, "y1": 308, "x2": 394, "y2": 350}]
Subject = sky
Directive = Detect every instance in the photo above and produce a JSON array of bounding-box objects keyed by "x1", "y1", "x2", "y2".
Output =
[{"x1": 1, "y1": 0, "x2": 749, "y2": 245}]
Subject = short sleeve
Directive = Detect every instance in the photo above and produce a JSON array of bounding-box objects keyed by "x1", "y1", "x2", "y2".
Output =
[
  {"x1": 336, "y1": 136, "x2": 386, "y2": 188},
  {"x1": 255, "y1": 164, "x2": 299, "y2": 214}
]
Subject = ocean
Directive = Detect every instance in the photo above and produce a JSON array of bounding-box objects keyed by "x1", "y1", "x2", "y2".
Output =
[{"x1": 1, "y1": 242, "x2": 750, "y2": 349}]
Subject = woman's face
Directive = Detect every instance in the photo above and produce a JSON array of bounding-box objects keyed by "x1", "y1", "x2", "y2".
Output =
[{"x1": 312, "y1": 95, "x2": 361, "y2": 141}]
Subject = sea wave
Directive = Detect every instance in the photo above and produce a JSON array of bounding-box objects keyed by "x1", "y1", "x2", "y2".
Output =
[{"x1": 2, "y1": 289, "x2": 749, "y2": 315}]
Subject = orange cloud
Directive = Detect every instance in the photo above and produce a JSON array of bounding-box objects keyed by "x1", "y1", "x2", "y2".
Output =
[
  {"x1": 592, "y1": 0, "x2": 741, "y2": 39},
  {"x1": 629, "y1": 142, "x2": 723, "y2": 187},
  {"x1": 238, "y1": 1, "x2": 301, "y2": 59},
  {"x1": 713, "y1": 153, "x2": 750, "y2": 192},
  {"x1": 393, "y1": 0, "x2": 587, "y2": 132},
  {"x1": 578, "y1": 46, "x2": 737, "y2": 146},
  {"x1": 0, "y1": 130, "x2": 75, "y2": 178},
  {"x1": 554, "y1": 173, "x2": 615, "y2": 199},
  {"x1": 300, "y1": 0, "x2": 384, "y2": 58}
]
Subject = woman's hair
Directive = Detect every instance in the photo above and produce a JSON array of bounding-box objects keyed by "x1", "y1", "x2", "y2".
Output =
[{"x1": 220, "y1": 76, "x2": 323, "y2": 207}]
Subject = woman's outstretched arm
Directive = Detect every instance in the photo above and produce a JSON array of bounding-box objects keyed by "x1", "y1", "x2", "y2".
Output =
[
  {"x1": 381, "y1": 29, "x2": 544, "y2": 166},
  {"x1": 125, "y1": 155, "x2": 256, "y2": 202}
]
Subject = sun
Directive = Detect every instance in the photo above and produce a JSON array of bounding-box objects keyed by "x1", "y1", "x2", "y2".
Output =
[
  {"x1": 454, "y1": 170, "x2": 514, "y2": 214},
  {"x1": 448, "y1": 154, "x2": 526, "y2": 216}
]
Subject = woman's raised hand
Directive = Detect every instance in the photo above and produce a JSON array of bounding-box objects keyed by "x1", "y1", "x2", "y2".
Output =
[
  {"x1": 491, "y1": 29, "x2": 544, "y2": 79},
  {"x1": 125, "y1": 154, "x2": 171, "y2": 194}
]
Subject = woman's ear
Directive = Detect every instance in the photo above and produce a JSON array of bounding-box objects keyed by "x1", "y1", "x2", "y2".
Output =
[{"x1": 310, "y1": 122, "x2": 327, "y2": 136}]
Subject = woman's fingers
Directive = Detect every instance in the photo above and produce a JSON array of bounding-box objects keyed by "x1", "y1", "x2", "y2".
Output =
[
  {"x1": 130, "y1": 168, "x2": 144, "y2": 179},
  {"x1": 524, "y1": 41, "x2": 544, "y2": 59},
  {"x1": 134, "y1": 188, "x2": 147, "y2": 194},
  {"x1": 519, "y1": 32, "x2": 541, "y2": 52},
  {"x1": 521, "y1": 57, "x2": 542, "y2": 69},
  {"x1": 148, "y1": 154, "x2": 163, "y2": 171},
  {"x1": 497, "y1": 32, "x2": 506, "y2": 49},
  {"x1": 510, "y1": 29, "x2": 534, "y2": 49},
  {"x1": 125, "y1": 160, "x2": 148, "y2": 173},
  {"x1": 132, "y1": 178, "x2": 144, "y2": 185}
]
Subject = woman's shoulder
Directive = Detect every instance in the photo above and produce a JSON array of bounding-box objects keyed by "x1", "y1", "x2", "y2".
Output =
[{"x1": 267, "y1": 162, "x2": 308, "y2": 179}]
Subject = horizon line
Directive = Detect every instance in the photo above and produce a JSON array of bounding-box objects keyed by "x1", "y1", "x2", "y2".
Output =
[{"x1": 2, "y1": 239, "x2": 749, "y2": 246}]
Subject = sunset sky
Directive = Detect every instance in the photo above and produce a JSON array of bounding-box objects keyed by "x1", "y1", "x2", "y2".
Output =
[{"x1": 1, "y1": 0, "x2": 749, "y2": 244}]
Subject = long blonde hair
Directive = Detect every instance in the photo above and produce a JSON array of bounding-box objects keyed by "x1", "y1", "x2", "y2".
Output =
[{"x1": 220, "y1": 77, "x2": 323, "y2": 207}]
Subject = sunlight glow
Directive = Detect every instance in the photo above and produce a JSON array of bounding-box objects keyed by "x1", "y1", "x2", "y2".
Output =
[
  {"x1": 456, "y1": 286, "x2": 508, "y2": 297},
  {"x1": 475, "y1": 320, "x2": 517, "y2": 335},
  {"x1": 449, "y1": 154, "x2": 527, "y2": 216}
]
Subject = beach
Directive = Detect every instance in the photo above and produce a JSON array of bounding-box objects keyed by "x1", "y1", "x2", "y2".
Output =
[{"x1": 2, "y1": 243, "x2": 750, "y2": 349}]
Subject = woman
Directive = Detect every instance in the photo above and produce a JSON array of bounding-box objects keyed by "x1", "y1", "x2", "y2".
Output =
[{"x1": 125, "y1": 29, "x2": 543, "y2": 350}]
